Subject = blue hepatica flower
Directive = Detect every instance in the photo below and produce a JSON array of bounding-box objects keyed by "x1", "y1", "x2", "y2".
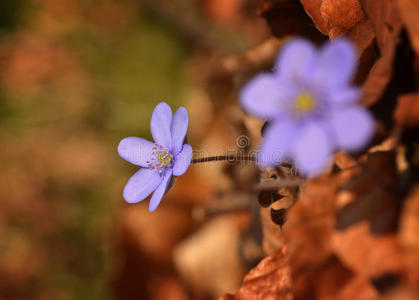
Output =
[
  {"x1": 240, "y1": 38, "x2": 374, "y2": 175},
  {"x1": 118, "y1": 102, "x2": 192, "y2": 211}
]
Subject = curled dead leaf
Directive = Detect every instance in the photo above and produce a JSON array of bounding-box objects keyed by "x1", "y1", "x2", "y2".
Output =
[
  {"x1": 301, "y1": 0, "x2": 377, "y2": 84},
  {"x1": 301, "y1": 0, "x2": 365, "y2": 39},
  {"x1": 359, "y1": 0, "x2": 403, "y2": 106},
  {"x1": 320, "y1": 0, "x2": 364, "y2": 38},
  {"x1": 218, "y1": 248, "x2": 293, "y2": 300}
]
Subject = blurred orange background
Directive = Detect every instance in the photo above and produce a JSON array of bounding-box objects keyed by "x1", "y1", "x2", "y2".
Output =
[{"x1": 0, "y1": 0, "x2": 270, "y2": 299}]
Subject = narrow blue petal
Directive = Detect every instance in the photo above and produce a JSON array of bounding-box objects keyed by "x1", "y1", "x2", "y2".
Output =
[
  {"x1": 118, "y1": 137, "x2": 154, "y2": 167},
  {"x1": 150, "y1": 102, "x2": 172, "y2": 149},
  {"x1": 240, "y1": 74, "x2": 295, "y2": 119},
  {"x1": 293, "y1": 121, "x2": 332, "y2": 176},
  {"x1": 257, "y1": 118, "x2": 297, "y2": 167},
  {"x1": 173, "y1": 144, "x2": 192, "y2": 176},
  {"x1": 313, "y1": 38, "x2": 357, "y2": 89},
  {"x1": 149, "y1": 169, "x2": 173, "y2": 212},
  {"x1": 330, "y1": 107, "x2": 374, "y2": 151},
  {"x1": 274, "y1": 38, "x2": 317, "y2": 83},
  {"x1": 171, "y1": 107, "x2": 189, "y2": 155},
  {"x1": 123, "y1": 168, "x2": 162, "y2": 204}
]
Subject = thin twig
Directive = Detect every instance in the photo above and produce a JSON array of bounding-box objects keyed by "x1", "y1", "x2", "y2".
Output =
[
  {"x1": 254, "y1": 178, "x2": 304, "y2": 191},
  {"x1": 191, "y1": 155, "x2": 293, "y2": 168}
]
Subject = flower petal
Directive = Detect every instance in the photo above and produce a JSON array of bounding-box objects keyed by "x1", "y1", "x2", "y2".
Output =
[
  {"x1": 171, "y1": 107, "x2": 189, "y2": 155},
  {"x1": 149, "y1": 169, "x2": 173, "y2": 212},
  {"x1": 173, "y1": 144, "x2": 192, "y2": 176},
  {"x1": 150, "y1": 102, "x2": 173, "y2": 149},
  {"x1": 240, "y1": 74, "x2": 295, "y2": 119},
  {"x1": 275, "y1": 38, "x2": 317, "y2": 83},
  {"x1": 123, "y1": 168, "x2": 163, "y2": 204},
  {"x1": 328, "y1": 87, "x2": 362, "y2": 106},
  {"x1": 330, "y1": 106, "x2": 374, "y2": 151},
  {"x1": 257, "y1": 118, "x2": 297, "y2": 167},
  {"x1": 118, "y1": 137, "x2": 154, "y2": 167},
  {"x1": 293, "y1": 121, "x2": 332, "y2": 176},
  {"x1": 314, "y1": 38, "x2": 357, "y2": 88}
]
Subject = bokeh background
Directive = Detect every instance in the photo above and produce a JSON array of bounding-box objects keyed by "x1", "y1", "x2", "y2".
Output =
[
  {"x1": 0, "y1": 0, "x2": 270, "y2": 299},
  {"x1": 4, "y1": 1, "x2": 419, "y2": 300}
]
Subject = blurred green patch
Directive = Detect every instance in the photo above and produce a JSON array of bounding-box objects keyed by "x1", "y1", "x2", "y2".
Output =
[
  {"x1": 67, "y1": 10, "x2": 187, "y2": 139},
  {"x1": 0, "y1": 0, "x2": 27, "y2": 32},
  {"x1": 0, "y1": 1, "x2": 188, "y2": 299}
]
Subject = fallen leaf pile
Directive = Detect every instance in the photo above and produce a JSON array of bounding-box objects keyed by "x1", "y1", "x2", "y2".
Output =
[{"x1": 220, "y1": 0, "x2": 419, "y2": 299}]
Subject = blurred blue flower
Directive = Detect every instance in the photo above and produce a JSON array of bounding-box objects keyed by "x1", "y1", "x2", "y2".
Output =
[
  {"x1": 240, "y1": 38, "x2": 374, "y2": 175},
  {"x1": 118, "y1": 102, "x2": 192, "y2": 211}
]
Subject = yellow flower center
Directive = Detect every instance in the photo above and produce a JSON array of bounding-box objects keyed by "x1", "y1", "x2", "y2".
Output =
[
  {"x1": 157, "y1": 152, "x2": 172, "y2": 167},
  {"x1": 294, "y1": 93, "x2": 316, "y2": 113},
  {"x1": 147, "y1": 144, "x2": 173, "y2": 173}
]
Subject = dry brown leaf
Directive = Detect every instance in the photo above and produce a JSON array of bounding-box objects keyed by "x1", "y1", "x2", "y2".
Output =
[
  {"x1": 320, "y1": 0, "x2": 364, "y2": 38},
  {"x1": 290, "y1": 256, "x2": 353, "y2": 300},
  {"x1": 336, "y1": 151, "x2": 399, "y2": 234},
  {"x1": 302, "y1": 0, "x2": 377, "y2": 84},
  {"x1": 345, "y1": 18, "x2": 377, "y2": 85},
  {"x1": 399, "y1": 185, "x2": 419, "y2": 292},
  {"x1": 263, "y1": 0, "x2": 377, "y2": 86},
  {"x1": 301, "y1": 0, "x2": 365, "y2": 39},
  {"x1": 394, "y1": 93, "x2": 419, "y2": 127},
  {"x1": 279, "y1": 174, "x2": 358, "y2": 299},
  {"x1": 396, "y1": 0, "x2": 419, "y2": 55},
  {"x1": 337, "y1": 276, "x2": 381, "y2": 300},
  {"x1": 300, "y1": 0, "x2": 328, "y2": 34},
  {"x1": 260, "y1": 0, "x2": 326, "y2": 41},
  {"x1": 360, "y1": 0, "x2": 402, "y2": 55},
  {"x1": 332, "y1": 222, "x2": 404, "y2": 278},
  {"x1": 283, "y1": 177, "x2": 339, "y2": 272},
  {"x1": 312, "y1": 259, "x2": 353, "y2": 300},
  {"x1": 359, "y1": 0, "x2": 404, "y2": 106},
  {"x1": 219, "y1": 248, "x2": 293, "y2": 300}
]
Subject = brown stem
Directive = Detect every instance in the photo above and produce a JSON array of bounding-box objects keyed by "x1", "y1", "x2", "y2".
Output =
[{"x1": 191, "y1": 155, "x2": 292, "y2": 168}]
